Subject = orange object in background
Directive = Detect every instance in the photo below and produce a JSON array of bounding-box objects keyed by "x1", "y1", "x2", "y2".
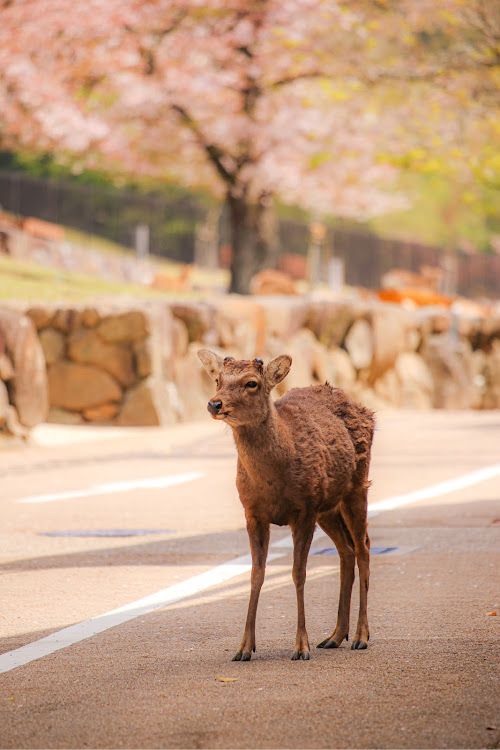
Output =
[
  {"x1": 278, "y1": 253, "x2": 308, "y2": 280},
  {"x1": 250, "y1": 268, "x2": 297, "y2": 295},
  {"x1": 377, "y1": 287, "x2": 454, "y2": 307},
  {"x1": 22, "y1": 217, "x2": 64, "y2": 241},
  {"x1": 151, "y1": 264, "x2": 193, "y2": 292}
]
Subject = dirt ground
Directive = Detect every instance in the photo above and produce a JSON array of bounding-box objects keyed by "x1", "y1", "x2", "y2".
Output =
[{"x1": 0, "y1": 409, "x2": 499, "y2": 749}]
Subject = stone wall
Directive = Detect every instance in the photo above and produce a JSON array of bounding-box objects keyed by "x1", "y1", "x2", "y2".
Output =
[
  {"x1": 1, "y1": 295, "x2": 499, "y2": 437},
  {"x1": 25, "y1": 304, "x2": 178, "y2": 426},
  {"x1": 0, "y1": 308, "x2": 48, "y2": 438},
  {"x1": 168, "y1": 295, "x2": 500, "y2": 415}
]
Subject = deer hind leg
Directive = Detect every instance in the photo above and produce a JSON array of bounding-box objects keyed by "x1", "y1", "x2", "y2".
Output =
[
  {"x1": 290, "y1": 515, "x2": 316, "y2": 661},
  {"x1": 233, "y1": 517, "x2": 269, "y2": 662},
  {"x1": 316, "y1": 508, "x2": 355, "y2": 649},
  {"x1": 341, "y1": 483, "x2": 370, "y2": 650}
]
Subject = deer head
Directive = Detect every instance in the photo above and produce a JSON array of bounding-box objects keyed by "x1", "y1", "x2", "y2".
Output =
[{"x1": 197, "y1": 350, "x2": 292, "y2": 427}]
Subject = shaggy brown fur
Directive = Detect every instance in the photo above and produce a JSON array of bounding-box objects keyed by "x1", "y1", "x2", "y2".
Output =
[{"x1": 198, "y1": 350, "x2": 375, "y2": 661}]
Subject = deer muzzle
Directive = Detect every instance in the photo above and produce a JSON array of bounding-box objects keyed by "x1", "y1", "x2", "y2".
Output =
[{"x1": 207, "y1": 399, "x2": 223, "y2": 417}]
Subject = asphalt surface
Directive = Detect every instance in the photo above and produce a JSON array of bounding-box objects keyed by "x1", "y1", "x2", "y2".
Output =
[{"x1": 0, "y1": 409, "x2": 499, "y2": 749}]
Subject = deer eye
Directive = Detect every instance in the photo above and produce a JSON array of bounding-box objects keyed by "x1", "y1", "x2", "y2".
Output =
[
  {"x1": 245, "y1": 381, "x2": 258, "y2": 390},
  {"x1": 215, "y1": 378, "x2": 219, "y2": 387}
]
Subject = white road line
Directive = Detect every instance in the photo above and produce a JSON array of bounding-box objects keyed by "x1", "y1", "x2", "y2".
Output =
[
  {"x1": 274, "y1": 463, "x2": 500, "y2": 546},
  {"x1": 16, "y1": 472, "x2": 205, "y2": 504},
  {"x1": 367, "y1": 463, "x2": 500, "y2": 516},
  {"x1": 0, "y1": 551, "x2": 283, "y2": 675},
  {"x1": 2, "y1": 462, "x2": 499, "y2": 675}
]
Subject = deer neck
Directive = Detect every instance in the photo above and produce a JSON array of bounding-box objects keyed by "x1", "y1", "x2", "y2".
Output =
[{"x1": 233, "y1": 400, "x2": 291, "y2": 479}]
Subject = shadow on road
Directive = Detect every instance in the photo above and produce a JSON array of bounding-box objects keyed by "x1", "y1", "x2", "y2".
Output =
[
  {"x1": 3, "y1": 497, "x2": 499, "y2": 575},
  {"x1": 0, "y1": 528, "x2": 251, "y2": 573}
]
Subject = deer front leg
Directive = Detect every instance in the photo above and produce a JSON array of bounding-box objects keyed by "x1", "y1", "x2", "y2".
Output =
[
  {"x1": 233, "y1": 516, "x2": 270, "y2": 662},
  {"x1": 290, "y1": 516, "x2": 316, "y2": 661}
]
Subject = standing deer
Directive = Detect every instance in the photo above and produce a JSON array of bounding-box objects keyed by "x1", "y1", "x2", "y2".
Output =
[{"x1": 197, "y1": 350, "x2": 375, "y2": 661}]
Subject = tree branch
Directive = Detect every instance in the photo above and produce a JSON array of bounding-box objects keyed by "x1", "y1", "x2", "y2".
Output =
[
  {"x1": 171, "y1": 104, "x2": 237, "y2": 186},
  {"x1": 126, "y1": 10, "x2": 188, "y2": 75},
  {"x1": 270, "y1": 70, "x2": 324, "y2": 88}
]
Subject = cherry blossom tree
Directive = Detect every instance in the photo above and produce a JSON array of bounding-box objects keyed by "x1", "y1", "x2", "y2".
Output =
[{"x1": 0, "y1": 0, "x2": 499, "y2": 291}]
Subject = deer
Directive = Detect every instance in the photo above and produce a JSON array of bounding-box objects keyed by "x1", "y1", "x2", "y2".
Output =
[{"x1": 197, "y1": 349, "x2": 375, "y2": 662}]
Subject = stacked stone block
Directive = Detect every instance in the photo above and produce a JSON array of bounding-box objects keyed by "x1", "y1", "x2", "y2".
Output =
[{"x1": 1, "y1": 295, "x2": 500, "y2": 439}]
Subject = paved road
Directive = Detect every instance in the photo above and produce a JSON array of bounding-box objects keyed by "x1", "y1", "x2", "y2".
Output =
[{"x1": 0, "y1": 410, "x2": 499, "y2": 749}]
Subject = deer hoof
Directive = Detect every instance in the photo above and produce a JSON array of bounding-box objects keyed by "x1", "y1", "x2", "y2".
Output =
[
  {"x1": 317, "y1": 638, "x2": 340, "y2": 649},
  {"x1": 291, "y1": 650, "x2": 310, "y2": 661},
  {"x1": 232, "y1": 650, "x2": 252, "y2": 661},
  {"x1": 317, "y1": 631, "x2": 348, "y2": 648},
  {"x1": 351, "y1": 640, "x2": 368, "y2": 650}
]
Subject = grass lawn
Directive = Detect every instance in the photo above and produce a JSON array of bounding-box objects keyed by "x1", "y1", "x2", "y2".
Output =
[
  {"x1": 0, "y1": 215, "x2": 230, "y2": 304},
  {"x1": 0, "y1": 253, "x2": 230, "y2": 304}
]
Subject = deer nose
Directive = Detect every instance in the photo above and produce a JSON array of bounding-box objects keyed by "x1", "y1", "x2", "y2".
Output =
[{"x1": 207, "y1": 399, "x2": 223, "y2": 416}]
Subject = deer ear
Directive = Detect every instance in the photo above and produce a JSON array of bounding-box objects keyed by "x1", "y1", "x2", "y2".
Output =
[
  {"x1": 197, "y1": 349, "x2": 224, "y2": 381},
  {"x1": 266, "y1": 354, "x2": 292, "y2": 389}
]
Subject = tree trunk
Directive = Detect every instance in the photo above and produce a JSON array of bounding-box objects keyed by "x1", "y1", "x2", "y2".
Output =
[{"x1": 227, "y1": 190, "x2": 278, "y2": 294}]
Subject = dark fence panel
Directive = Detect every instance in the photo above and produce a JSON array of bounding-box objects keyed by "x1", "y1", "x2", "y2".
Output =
[
  {"x1": 0, "y1": 170, "x2": 205, "y2": 263},
  {"x1": 333, "y1": 228, "x2": 382, "y2": 289},
  {"x1": 333, "y1": 228, "x2": 443, "y2": 289},
  {"x1": 0, "y1": 169, "x2": 499, "y2": 298},
  {"x1": 332, "y1": 227, "x2": 499, "y2": 298},
  {"x1": 456, "y1": 251, "x2": 500, "y2": 298}
]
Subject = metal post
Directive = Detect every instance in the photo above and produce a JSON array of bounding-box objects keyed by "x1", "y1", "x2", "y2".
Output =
[
  {"x1": 307, "y1": 221, "x2": 326, "y2": 288},
  {"x1": 135, "y1": 224, "x2": 150, "y2": 260}
]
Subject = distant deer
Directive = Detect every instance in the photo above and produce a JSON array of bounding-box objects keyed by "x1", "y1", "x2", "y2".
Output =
[{"x1": 198, "y1": 350, "x2": 375, "y2": 661}]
